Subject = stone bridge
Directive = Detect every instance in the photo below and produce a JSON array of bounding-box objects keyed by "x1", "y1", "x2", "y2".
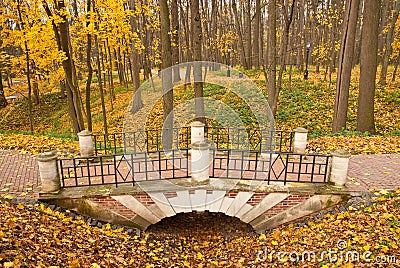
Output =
[{"x1": 37, "y1": 123, "x2": 352, "y2": 233}]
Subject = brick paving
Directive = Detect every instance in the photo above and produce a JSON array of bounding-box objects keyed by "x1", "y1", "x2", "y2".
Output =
[
  {"x1": 346, "y1": 154, "x2": 400, "y2": 192},
  {"x1": 0, "y1": 150, "x2": 40, "y2": 200},
  {"x1": 0, "y1": 150, "x2": 399, "y2": 200}
]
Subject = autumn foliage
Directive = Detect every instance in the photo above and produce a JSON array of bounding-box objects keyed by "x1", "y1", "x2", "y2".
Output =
[{"x1": 0, "y1": 189, "x2": 399, "y2": 267}]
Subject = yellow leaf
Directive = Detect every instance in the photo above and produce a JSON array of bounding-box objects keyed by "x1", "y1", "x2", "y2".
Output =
[
  {"x1": 390, "y1": 241, "x2": 398, "y2": 249},
  {"x1": 379, "y1": 190, "x2": 389, "y2": 195},
  {"x1": 70, "y1": 259, "x2": 81, "y2": 268},
  {"x1": 271, "y1": 240, "x2": 278, "y2": 246},
  {"x1": 3, "y1": 262, "x2": 14, "y2": 268},
  {"x1": 363, "y1": 245, "x2": 370, "y2": 251}
]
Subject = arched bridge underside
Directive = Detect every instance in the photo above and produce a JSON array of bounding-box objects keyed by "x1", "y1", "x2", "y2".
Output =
[{"x1": 40, "y1": 180, "x2": 349, "y2": 233}]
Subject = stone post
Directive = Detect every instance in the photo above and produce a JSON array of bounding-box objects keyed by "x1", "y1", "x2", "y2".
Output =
[
  {"x1": 37, "y1": 151, "x2": 60, "y2": 193},
  {"x1": 293, "y1": 127, "x2": 308, "y2": 154},
  {"x1": 330, "y1": 149, "x2": 351, "y2": 186},
  {"x1": 191, "y1": 140, "x2": 210, "y2": 184},
  {"x1": 78, "y1": 130, "x2": 94, "y2": 157},
  {"x1": 190, "y1": 121, "x2": 205, "y2": 144}
]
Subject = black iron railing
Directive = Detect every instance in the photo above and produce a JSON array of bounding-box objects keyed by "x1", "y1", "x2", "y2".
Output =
[
  {"x1": 59, "y1": 149, "x2": 190, "y2": 188},
  {"x1": 92, "y1": 127, "x2": 294, "y2": 155},
  {"x1": 92, "y1": 127, "x2": 191, "y2": 155},
  {"x1": 211, "y1": 150, "x2": 331, "y2": 184},
  {"x1": 204, "y1": 127, "x2": 293, "y2": 152},
  {"x1": 59, "y1": 149, "x2": 331, "y2": 188}
]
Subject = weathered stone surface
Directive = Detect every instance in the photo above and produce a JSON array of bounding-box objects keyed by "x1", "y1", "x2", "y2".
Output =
[
  {"x1": 226, "y1": 192, "x2": 253, "y2": 216},
  {"x1": 241, "y1": 193, "x2": 288, "y2": 223},
  {"x1": 253, "y1": 194, "x2": 343, "y2": 232},
  {"x1": 112, "y1": 195, "x2": 160, "y2": 224}
]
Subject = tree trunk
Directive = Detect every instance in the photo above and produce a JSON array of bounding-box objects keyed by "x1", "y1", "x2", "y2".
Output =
[
  {"x1": 43, "y1": 0, "x2": 85, "y2": 134},
  {"x1": 377, "y1": 0, "x2": 390, "y2": 64},
  {"x1": 392, "y1": 56, "x2": 399, "y2": 82},
  {"x1": 159, "y1": 0, "x2": 174, "y2": 149},
  {"x1": 267, "y1": 0, "x2": 277, "y2": 117},
  {"x1": 379, "y1": 0, "x2": 400, "y2": 86},
  {"x1": 59, "y1": 80, "x2": 66, "y2": 98},
  {"x1": 32, "y1": 79, "x2": 40, "y2": 105},
  {"x1": 106, "y1": 40, "x2": 115, "y2": 110},
  {"x1": 244, "y1": 0, "x2": 252, "y2": 69},
  {"x1": 171, "y1": 0, "x2": 181, "y2": 82},
  {"x1": 357, "y1": 0, "x2": 381, "y2": 134},
  {"x1": 296, "y1": 0, "x2": 305, "y2": 70},
  {"x1": 128, "y1": 0, "x2": 144, "y2": 114},
  {"x1": 0, "y1": 70, "x2": 7, "y2": 108},
  {"x1": 17, "y1": 0, "x2": 34, "y2": 133},
  {"x1": 332, "y1": 0, "x2": 360, "y2": 133},
  {"x1": 352, "y1": 0, "x2": 364, "y2": 67},
  {"x1": 191, "y1": 0, "x2": 205, "y2": 123},
  {"x1": 253, "y1": 0, "x2": 261, "y2": 69},
  {"x1": 85, "y1": 0, "x2": 93, "y2": 132},
  {"x1": 277, "y1": 0, "x2": 296, "y2": 92},
  {"x1": 94, "y1": 2, "x2": 108, "y2": 134},
  {"x1": 231, "y1": 0, "x2": 247, "y2": 68}
]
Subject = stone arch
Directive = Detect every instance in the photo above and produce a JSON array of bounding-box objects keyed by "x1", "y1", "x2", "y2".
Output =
[{"x1": 86, "y1": 190, "x2": 344, "y2": 233}]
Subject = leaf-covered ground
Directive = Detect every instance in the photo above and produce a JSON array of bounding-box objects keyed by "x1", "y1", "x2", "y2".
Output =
[
  {"x1": 0, "y1": 133, "x2": 79, "y2": 156},
  {"x1": 308, "y1": 136, "x2": 400, "y2": 154},
  {"x1": 1, "y1": 189, "x2": 400, "y2": 267}
]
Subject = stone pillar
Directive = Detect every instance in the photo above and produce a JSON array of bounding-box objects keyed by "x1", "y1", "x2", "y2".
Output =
[
  {"x1": 37, "y1": 151, "x2": 60, "y2": 193},
  {"x1": 191, "y1": 140, "x2": 210, "y2": 184},
  {"x1": 190, "y1": 121, "x2": 205, "y2": 144},
  {"x1": 293, "y1": 127, "x2": 308, "y2": 154},
  {"x1": 78, "y1": 130, "x2": 94, "y2": 157},
  {"x1": 330, "y1": 150, "x2": 351, "y2": 186}
]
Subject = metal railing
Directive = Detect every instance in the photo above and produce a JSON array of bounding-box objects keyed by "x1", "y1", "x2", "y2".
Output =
[
  {"x1": 59, "y1": 149, "x2": 190, "y2": 188},
  {"x1": 92, "y1": 127, "x2": 294, "y2": 155},
  {"x1": 204, "y1": 127, "x2": 294, "y2": 152},
  {"x1": 92, "y1": 127, "x2": 191, "y2": 155},
  {"x1": 58, "y1": 149, "x2": 331, "y2": 188},
  {"x1": 58, "y1": 126, "x2": 331, "y2": 188},
  {"x1": 211, "y1": 150, "x2": 331, "y2": 184}
]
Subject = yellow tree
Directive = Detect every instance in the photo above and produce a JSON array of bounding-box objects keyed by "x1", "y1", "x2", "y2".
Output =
[
  {"x1": 41, "y1": 0, "x2": 85, "y2": 134},
  {"x1": 0, "y1": 0, "x2": 67, "y2": 128}
]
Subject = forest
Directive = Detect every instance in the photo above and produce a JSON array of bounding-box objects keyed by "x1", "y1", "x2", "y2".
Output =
[{"x1": 0, "y1": 0, "x2": 399, "y2": 139}]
